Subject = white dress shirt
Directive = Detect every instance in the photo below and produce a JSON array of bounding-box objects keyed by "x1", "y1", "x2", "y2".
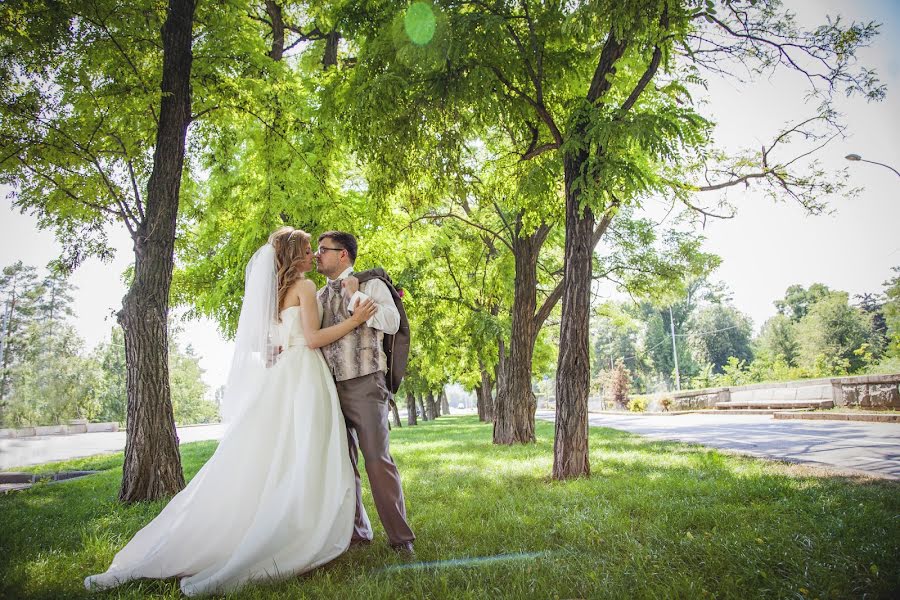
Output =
[{"x1": 329, "y1": 267, "x2": 400, "y2": 335}]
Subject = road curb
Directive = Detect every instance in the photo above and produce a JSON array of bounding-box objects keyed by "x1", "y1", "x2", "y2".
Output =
[{"x1": 773, "y1": 412, "x2": 899, "y2": 423}]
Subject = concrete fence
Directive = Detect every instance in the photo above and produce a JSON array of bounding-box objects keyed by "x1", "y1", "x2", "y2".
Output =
[
  {"x1": 0, "y1": 420, "x2": 119, "y2": 439},
  {"x1": 588, "y1": 373, "x2": 900, "y2": 412}
]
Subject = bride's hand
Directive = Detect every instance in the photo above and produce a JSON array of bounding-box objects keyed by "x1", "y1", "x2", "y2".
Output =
[
  {"x1": 350, "y1": 298, "x2": 377, "y2": 325},
  {"x1": 342, "y1": 276, "x2": 360, "y2": 297}
]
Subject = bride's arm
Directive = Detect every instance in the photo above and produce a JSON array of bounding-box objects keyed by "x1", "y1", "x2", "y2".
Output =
[{"x1": 296, "y1": 279, "x2": 377, "y2": 349}]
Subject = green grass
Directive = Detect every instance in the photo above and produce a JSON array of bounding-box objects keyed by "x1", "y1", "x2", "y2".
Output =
[{"x1": 1, "y1": 416, "x2": 898, "y2": 599}]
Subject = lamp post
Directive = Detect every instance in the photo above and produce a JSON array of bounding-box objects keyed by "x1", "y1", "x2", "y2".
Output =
[{"x1": 845, "y1": 153, "x2": 900, "y2": 178}]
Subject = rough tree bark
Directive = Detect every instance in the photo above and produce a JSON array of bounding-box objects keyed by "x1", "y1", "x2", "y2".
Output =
[
  {"x1": 427, "y1": 391, "x2": 438, "y2": 419},
  {"x1": 117, "y1": 0, "x2": 196, "y2": 502},
  {"x1": 406, "y1": 393, "x2": 417, "y2": 426},
  {"x1": 440, "y1": 389, "x2": 450, "y2": 415},
  {"x1": 417, "y1": 394, "x2": 428, "y2": 421},
  {"x1": 492, "y1": 338, "x2": 506, "y2": 424},
  {"x1": 493, "y1": 223, "x2": 560, "y2": 444},
  {"x1": 553, "y1": 27, "x2": 630, "y2": 480},
  {"x1": 475, "y1": 384, "x2": 484, "y2": 420},
  {"x1": 478, "y1": 368, "x2": 494, "y2": 422},
  {"x1": 553, "y1": 149, "x2": 596, "y2": 480}
]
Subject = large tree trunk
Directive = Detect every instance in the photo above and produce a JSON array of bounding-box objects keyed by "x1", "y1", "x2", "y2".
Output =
[
  {"x1": 475, "y1": 384, "x2": 484, "y2": 420},
  {"x1": 425, "y1": 391, "x2": 435, "y2": 420},
  {"x1": 417, "y1": 394, "x2": 427, "y2": 421},
  {"x1": 493, "y1": 234, "x2": 541, "y2": 445},
  {"x1": 117, "y1": 0, "x2": 195, "y2": 502},
  {"x1": 406, "y1": 393, "x2": 417, "y2": 426},
  {"x1": 553, "y1": 152, "x2": 594, "y2": 480},
  {"x1": 440, "y1": 389, "x2": 450, "y2": 415},
  {"x1": 491, "y1": 338, "x2": 506, "y2": 424},
  {"x1": 476, "y1": 367, "x2": 496, "y2": 422},
  {"x1": 480, "y1": 376, "x2": 494, "y2": 421}
]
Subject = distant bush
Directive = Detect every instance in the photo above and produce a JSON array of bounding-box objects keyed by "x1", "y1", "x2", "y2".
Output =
[{"x1": 628, "y1": 396, "x2": 648, "y2": 412}]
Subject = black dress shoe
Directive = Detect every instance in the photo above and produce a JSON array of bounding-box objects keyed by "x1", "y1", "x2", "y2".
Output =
[{"x1": 390, "y1": 541, "x2": 415, "y2": 557}]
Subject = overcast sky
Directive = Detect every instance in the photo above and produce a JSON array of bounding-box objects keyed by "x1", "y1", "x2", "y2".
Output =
[{"x1": 2, "y1": 0, "x2": 898, "y2": 393}]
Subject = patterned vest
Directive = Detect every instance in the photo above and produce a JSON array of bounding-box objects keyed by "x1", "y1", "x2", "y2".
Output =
[{"x1": 317, "y1": 281, "x2": 387, "y2": 382}]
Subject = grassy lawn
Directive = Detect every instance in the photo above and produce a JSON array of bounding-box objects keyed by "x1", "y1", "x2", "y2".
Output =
[{"x1": 1, "y1": 416, "x2": 898, "y2": 599}]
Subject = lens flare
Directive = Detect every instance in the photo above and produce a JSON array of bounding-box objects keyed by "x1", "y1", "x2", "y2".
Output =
[{"x1": 404, "y1": 2, "x2": 436, "y2": 46}]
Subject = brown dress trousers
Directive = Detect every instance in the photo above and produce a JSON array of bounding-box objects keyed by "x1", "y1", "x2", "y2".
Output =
[{"x1": 334, "y1": 371, "x2": 415, "y2": 546}]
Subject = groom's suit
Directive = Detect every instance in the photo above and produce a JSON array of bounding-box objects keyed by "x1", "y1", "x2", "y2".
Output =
[{"x1": 318, "y1": 267, "x2": 415, "y2": 546}]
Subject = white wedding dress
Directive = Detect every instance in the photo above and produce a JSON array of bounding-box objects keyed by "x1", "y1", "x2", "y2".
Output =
[{"x1": 85, "y1": 305, "x2": 359, "y2": 597}]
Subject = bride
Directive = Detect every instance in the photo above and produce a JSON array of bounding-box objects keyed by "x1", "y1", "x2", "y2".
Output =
[{"x1": 85, "y1": 226, "x2": 377, "y2": 596}]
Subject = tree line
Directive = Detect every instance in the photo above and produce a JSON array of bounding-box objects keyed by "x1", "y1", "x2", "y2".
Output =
[
  {"x1": 0, "y1": 262, "x2": 217, "y2": 428},
  {"x1": 589, "y1": 270, "x2": 900, "y2": 403}
]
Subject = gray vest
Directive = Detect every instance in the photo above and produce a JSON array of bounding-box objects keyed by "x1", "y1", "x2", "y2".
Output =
[{"x1": 318, "y1": 282, "x2": 387, "y2": 382}]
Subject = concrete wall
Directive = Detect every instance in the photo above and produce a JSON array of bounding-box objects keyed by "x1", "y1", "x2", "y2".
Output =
[
  {"x1": 0, "y1": 421, "x2": 118, "y2": 439},
  {"x1": 621, "y1": 373, "x2": 900, "y2": 412},
  {"x1": 835, "y1": 374, "x2": 900, "y2": 409}
]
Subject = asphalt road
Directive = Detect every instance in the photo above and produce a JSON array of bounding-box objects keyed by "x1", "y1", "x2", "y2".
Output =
[{"x1": 537, "y1": 410, "x2": 900, "y2": 479}]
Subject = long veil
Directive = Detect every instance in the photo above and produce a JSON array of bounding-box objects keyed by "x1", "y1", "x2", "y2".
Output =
[{"x1": 220, "y1": 244, "x2": 279, "y2": 425}]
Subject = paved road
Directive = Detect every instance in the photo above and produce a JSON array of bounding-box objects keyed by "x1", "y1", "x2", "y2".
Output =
[
  {"x1": 537, "y1": 410, "x2": 900, "y2": 480},
  {"x1": 0, "y1": 424, "x2": 227, "y2": 470}
]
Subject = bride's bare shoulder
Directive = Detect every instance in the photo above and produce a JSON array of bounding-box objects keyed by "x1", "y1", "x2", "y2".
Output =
[{"x1": 294, "y1": 278, "x2": 317, "y2": 296}]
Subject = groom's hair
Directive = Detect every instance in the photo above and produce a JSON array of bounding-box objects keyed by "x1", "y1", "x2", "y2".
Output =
[{"x1": 317, "y1": 231, "x2": 358, "y2": 263}]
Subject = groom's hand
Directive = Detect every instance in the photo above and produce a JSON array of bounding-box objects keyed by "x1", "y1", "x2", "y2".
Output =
[{"x1": 342, "y1": 276, "x2": 360, "y2": 297}]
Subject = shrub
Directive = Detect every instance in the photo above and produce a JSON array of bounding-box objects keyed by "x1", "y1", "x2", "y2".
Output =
[{"x1": 628, "y1": 396, "x2": 648, "y2": 412}]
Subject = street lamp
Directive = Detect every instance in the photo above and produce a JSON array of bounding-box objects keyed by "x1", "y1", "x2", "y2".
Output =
[{"x1": 845, "y1": 153, "x2": 900, "y2": 178}]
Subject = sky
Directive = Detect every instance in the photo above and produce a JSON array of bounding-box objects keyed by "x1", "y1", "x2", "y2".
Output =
[{"x1": 1, "y1": 0, "x2": 898, "y2": 394}]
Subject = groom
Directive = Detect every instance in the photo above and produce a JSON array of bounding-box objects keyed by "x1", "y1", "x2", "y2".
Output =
[{"x1": 314, "y1": 230, "x2": 416, "y2": 555}]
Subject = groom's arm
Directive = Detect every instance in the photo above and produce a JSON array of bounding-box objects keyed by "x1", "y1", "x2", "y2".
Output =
[{"x1": 349, "y1": 279, "x2": 399, "y2": 334}]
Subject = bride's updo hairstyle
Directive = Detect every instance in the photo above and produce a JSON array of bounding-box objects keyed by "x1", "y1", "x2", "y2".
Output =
[{"x1": 268, "y1": 226, "x2": 311, "y2": 315}]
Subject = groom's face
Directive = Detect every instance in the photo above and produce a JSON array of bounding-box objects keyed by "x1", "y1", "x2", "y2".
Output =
[{"x1": 314, "y1": 237, "x2": 345, "y2": 278}]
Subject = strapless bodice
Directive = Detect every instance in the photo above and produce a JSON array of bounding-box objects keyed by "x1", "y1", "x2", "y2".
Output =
[{"x1": 275, "y1": 304, "x2": 321, "y2": 349}]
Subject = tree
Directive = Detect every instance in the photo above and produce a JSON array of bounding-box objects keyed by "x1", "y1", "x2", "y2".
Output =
[
  {"x1": 775, "y1": 283, "x2": 832, "y2": 322},
  {"x1": 115, "y1": 0, "x2": 197, "y2": 502},
  {"x1": 755, "y1": 314, "x2": 800, "y2": 367},
  {"x1": 93, "y1": 325, "x2": 216, "y2": 426},
  {"x1": 35, "y1": 268, "x2": 76, "y2": 324},
  {"x1": 93, "y1": 327, "x2": 128, "y2": 425},
  {"x1": 0, "y1": 265, "x2": 101, "y2": 428},
  {"x1": 883, "y1": 267, "x2": 900, "y2": 358},
  {"x1": 606, "y1": 359, "x2": 631, "y2": 410},
  {"x1": 796, "y1": 292, "x2": 875, "y2": 374},
  {"x1": 0, "y1": 262, "x2": 41, "y2": 416},
  {"x1": 550, "y1": 0, "x2": 880, "y2": 478},
  {"x1": 5, "y1": 322, "x2": 102, "y2": 427},
  {"x1": 1, "y1": 0, "x2": 202, "y2": 500},
  {"x1": 169, "y1": 343, "x2": 216, "y2": 425},
  {"x1": 688, "y1": 304, "x2": 753, "y2": 373}
]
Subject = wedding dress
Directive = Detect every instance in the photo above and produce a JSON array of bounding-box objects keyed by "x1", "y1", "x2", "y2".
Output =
[{"x1": 85, "y1": 246, "x2": 360, "y2": 597}]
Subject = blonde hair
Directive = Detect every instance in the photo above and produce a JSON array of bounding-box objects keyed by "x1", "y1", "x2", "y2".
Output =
[{"x1": 268, "y1": 226, "x2": 311, "y2": 315}]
